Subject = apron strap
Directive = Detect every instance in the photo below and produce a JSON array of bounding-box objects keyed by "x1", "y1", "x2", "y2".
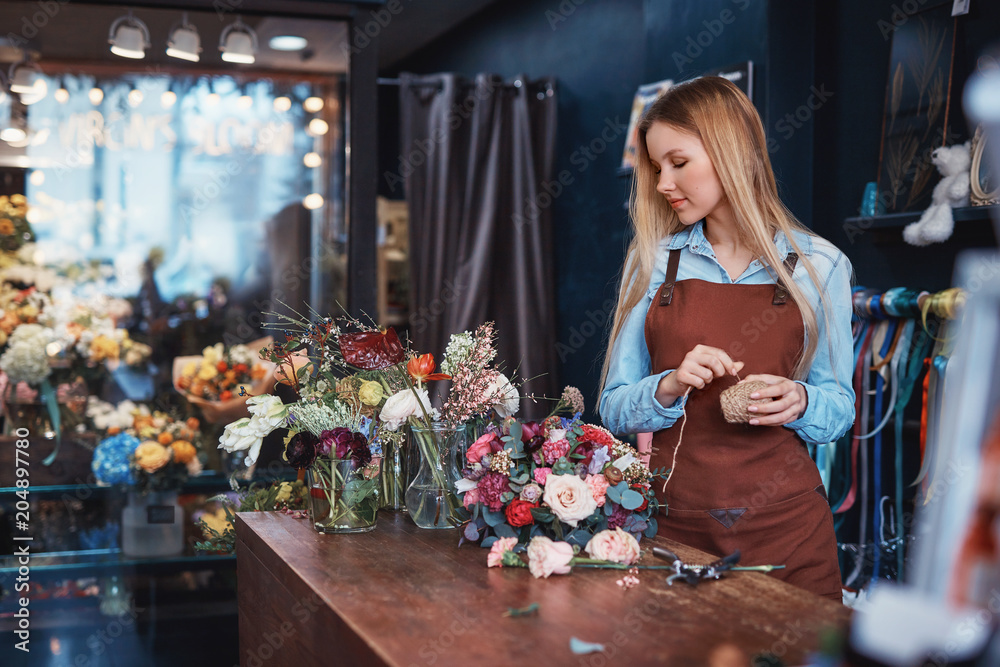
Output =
[
  {"x1": 772, "y1": 253, "x2": 799, "y2": 305},
  {"x1": 659, "y1": 250, "x2": 682, "y2": 306}
]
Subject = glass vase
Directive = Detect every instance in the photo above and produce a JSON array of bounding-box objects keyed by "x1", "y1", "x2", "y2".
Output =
[
  {"x1": 380, "y1": 435, "x2": 409, "y2": 511},
  {"x1": 405, "y1": 422, "x2": 468, "y2": 529},
  {"x1": 307, "y1": 457, "x2": 381, "y2": 534},
  {"x1": 121, "y1": 490, "x2": 184, "y2": 558}
]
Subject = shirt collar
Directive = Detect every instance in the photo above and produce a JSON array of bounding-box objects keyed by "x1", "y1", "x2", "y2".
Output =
[{"x1": 663, "y1": 220, "x2": 814, "y2": 257}]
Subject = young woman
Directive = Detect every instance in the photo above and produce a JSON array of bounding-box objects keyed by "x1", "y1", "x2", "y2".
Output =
[{"x1": 599, "y1": 77, "x2": 855, "y2": 601}]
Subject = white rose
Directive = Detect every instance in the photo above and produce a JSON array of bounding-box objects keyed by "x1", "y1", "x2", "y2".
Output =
[
  {"x1": 488, "y1": 373, "x2": 520, "y2": 418},
  {"x1": 380, "y1": 388, "x2": 436, "y2": 431},
  {"x1": 542, "y1": 473, "x2": 598, "y2": 527}
]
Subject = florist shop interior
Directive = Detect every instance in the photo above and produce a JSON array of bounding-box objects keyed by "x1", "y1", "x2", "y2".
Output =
[{"x1": 1, "y1": 0, "x2": 1000, "y2": 666}]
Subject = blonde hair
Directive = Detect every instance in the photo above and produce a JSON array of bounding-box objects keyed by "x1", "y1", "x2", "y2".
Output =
[{"x1": 601, "y1": 76, "x2": 831, "y2": 391}]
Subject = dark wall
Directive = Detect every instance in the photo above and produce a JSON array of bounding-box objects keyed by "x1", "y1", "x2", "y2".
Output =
[
  {"x1": 381, "y1": 0, "x2": 999, "y2": 415},
  {"x1": 813, "y1": 0, "x2": 999, "y2": 292}
]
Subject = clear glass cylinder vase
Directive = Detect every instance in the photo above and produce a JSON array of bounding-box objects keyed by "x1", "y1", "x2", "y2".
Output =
[
  {"x1": 405, "y1": 422, "x2": 467, "y2": 529},
  {"x1": 308, "y1": 457, "x2": 381, "y2": 534},
  {"x1": 121, "y1": 490, "x2": 184, "y2": 558},
  {"x1": 380, "y1": 435, "x2": 408, "y2": 511}
]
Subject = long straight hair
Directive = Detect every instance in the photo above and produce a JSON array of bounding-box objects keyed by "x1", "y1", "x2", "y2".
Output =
[{"x1": 601, "y1": 76, "x2": 831, "y2": 391}]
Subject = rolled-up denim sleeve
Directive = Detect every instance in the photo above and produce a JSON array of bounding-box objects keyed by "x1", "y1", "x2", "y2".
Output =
[
  {"x1": 599, "y1": 290, "x2": 687, "y2": 435},
  {"x1": 785, "y1": 252, "x2": 857, "y2": 444}
]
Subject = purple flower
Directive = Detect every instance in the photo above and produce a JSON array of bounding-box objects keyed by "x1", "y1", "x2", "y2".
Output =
[
  {"x1": 323, "y1": 427, "x2": 372, "y2": 469},
  {"x1": 478, "y1": 472, "x2": 512, "y2": 512},
  {"x1": 607, "y1": 503, "x2": 630, "y2": 529},
  {"x1": 285, "y1": 431, "x2": 319, "y2": 469},
  {"x1": 587, "y1": 446, "x2": 611, "y2": 475}
]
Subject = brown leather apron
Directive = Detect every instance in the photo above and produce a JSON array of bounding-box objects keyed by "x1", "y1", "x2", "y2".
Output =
[{"x1": 645, "y1": 250, "x2": 842, "y2": 601}]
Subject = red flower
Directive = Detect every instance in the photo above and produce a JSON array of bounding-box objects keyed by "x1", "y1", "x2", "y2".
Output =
[
  {"x1": 216, "y1": 361, "x2": 228, "y2": 372},
  {"x1": 339, "y1": 329, "x2": 405, "y2": 370},
  {"x1": 407, "y1": 353, "x2": 450, "y2": 383},
  {"x1": 630, "y1": 484, "x2": 649, "y2": 512},
  {"x1": 505, "y1": 499, "x2": 538, "y2": 527},
  {"x1": 580, "y1": 424, "x2": 617, "y2": 449}
]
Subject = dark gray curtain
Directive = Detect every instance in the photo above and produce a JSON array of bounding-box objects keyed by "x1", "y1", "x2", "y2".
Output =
[{"x1": 400, "y1": 72, "x2": 558, "y2": 419}]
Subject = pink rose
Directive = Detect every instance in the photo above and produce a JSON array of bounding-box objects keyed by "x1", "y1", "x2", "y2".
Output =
[
  {"x1": 533, "y1": 467, "x2": 551, "y2": 485},
  {"x1": 487, "y1": 537, "x2": 519, "y2": 568},
  {"x1": 542, "y1": 473, "x2": 598, "y2": 527},
  {"x1": 542, "y1": 438, "x2": 570, "y2": 465},
  {"x1": 462, "y1": 486, "x2": 481, "y2": 509},
  {"x1": 585, "y1": 474, "x2": 610, "y2": 507},
  {"x1": 526, "y1": 536, "x2": 575, "y2": 578},
  {"x1": 467, "y1": 432, "x2": 502, "y2": 465},
  {"x1": 585, "y1": 528, "x2": 641, "y2": 565}
]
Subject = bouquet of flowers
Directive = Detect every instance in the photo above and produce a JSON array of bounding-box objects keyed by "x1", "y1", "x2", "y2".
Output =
[
  {"x1": 89, "y1": 399, "x2": 204, "y2": 493},
  {"x1": 0, "y1": 194, "x2": 34, "y2": 255},
  {"x1": 195, "y1": 480, "x2": 309, "y2": 554},
  {"x1": 457, "y1": 415, "x2": 666, "y2": 559},
  {"x1": 0, "y1": 284, "x2": 49, "y2": 350},
  {"x1": 215, "y1": 325, "x2": 393, "y2": 533},
  {"x1": 173, "y1": 339, "x2": 274, "y2": 404}
]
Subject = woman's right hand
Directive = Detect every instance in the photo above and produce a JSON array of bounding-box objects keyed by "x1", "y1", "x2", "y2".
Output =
[{"x1": 655, "y1": 344, "x2": 744, "y2": 406}]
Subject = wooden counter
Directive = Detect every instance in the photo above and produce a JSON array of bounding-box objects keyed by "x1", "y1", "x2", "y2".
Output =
[{"x1": 235, "y1": 511, "x2": 850, "y2": 666}]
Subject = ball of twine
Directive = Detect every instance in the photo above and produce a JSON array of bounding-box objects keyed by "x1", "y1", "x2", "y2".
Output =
[{"x1": 720, "y1": 381, "x2": 772, "y2": 424}]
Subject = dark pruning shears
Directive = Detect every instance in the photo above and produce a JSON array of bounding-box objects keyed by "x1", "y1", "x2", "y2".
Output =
[{"x1": 653, "y1": 547, "x2": 745, "y2": 586}]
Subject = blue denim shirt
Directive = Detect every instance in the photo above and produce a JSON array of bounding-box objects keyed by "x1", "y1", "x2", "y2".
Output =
[{"x1": 599, "y1": 221, "x2": 856, "y2": 445}]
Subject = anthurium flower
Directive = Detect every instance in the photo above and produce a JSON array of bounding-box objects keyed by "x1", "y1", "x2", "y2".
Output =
[
  {"x1": 339, "y1": 328, "x2": 405, "y2": 370},
  {"x1": 407, "y1": 353, "x2": 451, "y2": 384}
]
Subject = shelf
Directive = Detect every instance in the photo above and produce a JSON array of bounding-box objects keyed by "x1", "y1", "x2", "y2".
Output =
[
  {"x1": 0, "y1": 471, "x2": 295, "y2": 498},
  {"x1": 843, "y1": 204, "x2": 999, "y2": 230},
  {"x1": 0, "y1": 548, "x2": 235, "y2": 579}
]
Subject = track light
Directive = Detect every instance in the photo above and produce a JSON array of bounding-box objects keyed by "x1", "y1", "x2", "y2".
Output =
[
  {"x1": 109, "y1": 11, "x2": 150, "y2": 59},
  {"x1": 166, "y1": 13, "x2": 201, "y2": 62},
  {"x1": 9, "y1": 59, "x2": 42, "y2": 95},
  {"x1": 220, "y1": 17, "x2": 257, "y2": 64}
]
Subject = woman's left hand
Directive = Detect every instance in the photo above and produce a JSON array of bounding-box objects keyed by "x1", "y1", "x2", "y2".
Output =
[{"x1": 741, "y1": 374, "x2": 808, "y2": 426}]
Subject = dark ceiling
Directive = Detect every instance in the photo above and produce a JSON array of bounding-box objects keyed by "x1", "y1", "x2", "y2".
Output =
[{"x1": 0, "y1": 0, "x2": 500, "y2": 73}]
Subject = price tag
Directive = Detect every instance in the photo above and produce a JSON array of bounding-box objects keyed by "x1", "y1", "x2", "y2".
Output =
[
  {"x1": 952, "y1": 0, "x2": 970, "y2": 16},
  {"x1": 147, "y1": 505, "x2": 176, "y2": 524}
]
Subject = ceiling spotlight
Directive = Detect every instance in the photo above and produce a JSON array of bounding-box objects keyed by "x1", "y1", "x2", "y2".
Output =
[
  {"x1": 166, "y1": 13, "x2": 201, "y2": 62},
  {"x1": 268, "y1": 35, "x2": 307, "y2": 51},
  {"x1": 0, "y1": 127, "x2": 27, "y2": 143},
  {"x1": 161, "y1": 91, "x2": 177, "y2": 108},
  {"x1": 303, "y1": 152, "x2": 322, "y2": 168},
  {"x1": 303, "y1": 96, "x2": 324, "y2": 113},
  {"x1": 128, "y1": 89, "x2": 143, "y2": 107},
  {"x1": 220, "y1": 17, "x2": 257, "y2": 64},
  {"x1": 237, "y1": 95, "x2": 253, "y2": 109},
  {"x1": 55, "y1": 88, "x2": 69, "y2": 103},
  {"x1": 19, "y1": 79, "x2": 48, "y2": 105},
  {"x1": 308, "y1": 118, "x2": 329, "y2": 136},
  {"x1": 89, "y1": 87, "x2": 104, "y2": 105},
  {"x1": 108, "y1": 11, "x2": 151, "y2": 59},
  {"x1": 9, "y1": 59, "x2": 42, "y2": 95},
  {"x1": 29, "y1": 171, "x2": 45, "y2": 186},
  {"x1": 303, "y1": 193, "x2": 324, "y2": 210},
  {"x1": 273, "y1": 96, "x2": 291, "y2": 112},
  {"x1": 206, "y1": 93, "x2": 220, "y2": 106}
]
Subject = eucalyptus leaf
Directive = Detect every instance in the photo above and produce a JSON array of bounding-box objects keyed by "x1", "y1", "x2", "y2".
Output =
[
  {"x1": 481, "y1": 536, "x2": 498, "y2": 549},
  {"x1": 566, "y1": 530, "x2": 592, "y2": 548},
  {"x1": 500, "y1": 491, "x2": 516, "y2": 504},
  {"x1": 644, "y1": 518, "x2": 658, "y2": 538},
  {"x1": 530, "y1": 507, "x2": 554, "y2": 523},
  {"x1": 510, "y1": 422, "x2": 523, "y2": 443},
  {"x1": 621, "y1": 489, "x2": 644, "y2": 511},
  {"x1": 483, "y1": 509, "x2": 505, "y2": 527},
  {"x1": 494, "y1": 522, "x2": 517, "y2": 539},
  {"x1": 606, "y1": 485, "x2": 622, "y2": 504},
  {"x1": 464, "y1": 522, "x2": 480, "y2": 541}
]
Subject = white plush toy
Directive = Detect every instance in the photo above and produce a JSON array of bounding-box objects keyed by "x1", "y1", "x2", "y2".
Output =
[{"x1": 903, "y1": 141, "x2": 971, "y2": 246}]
